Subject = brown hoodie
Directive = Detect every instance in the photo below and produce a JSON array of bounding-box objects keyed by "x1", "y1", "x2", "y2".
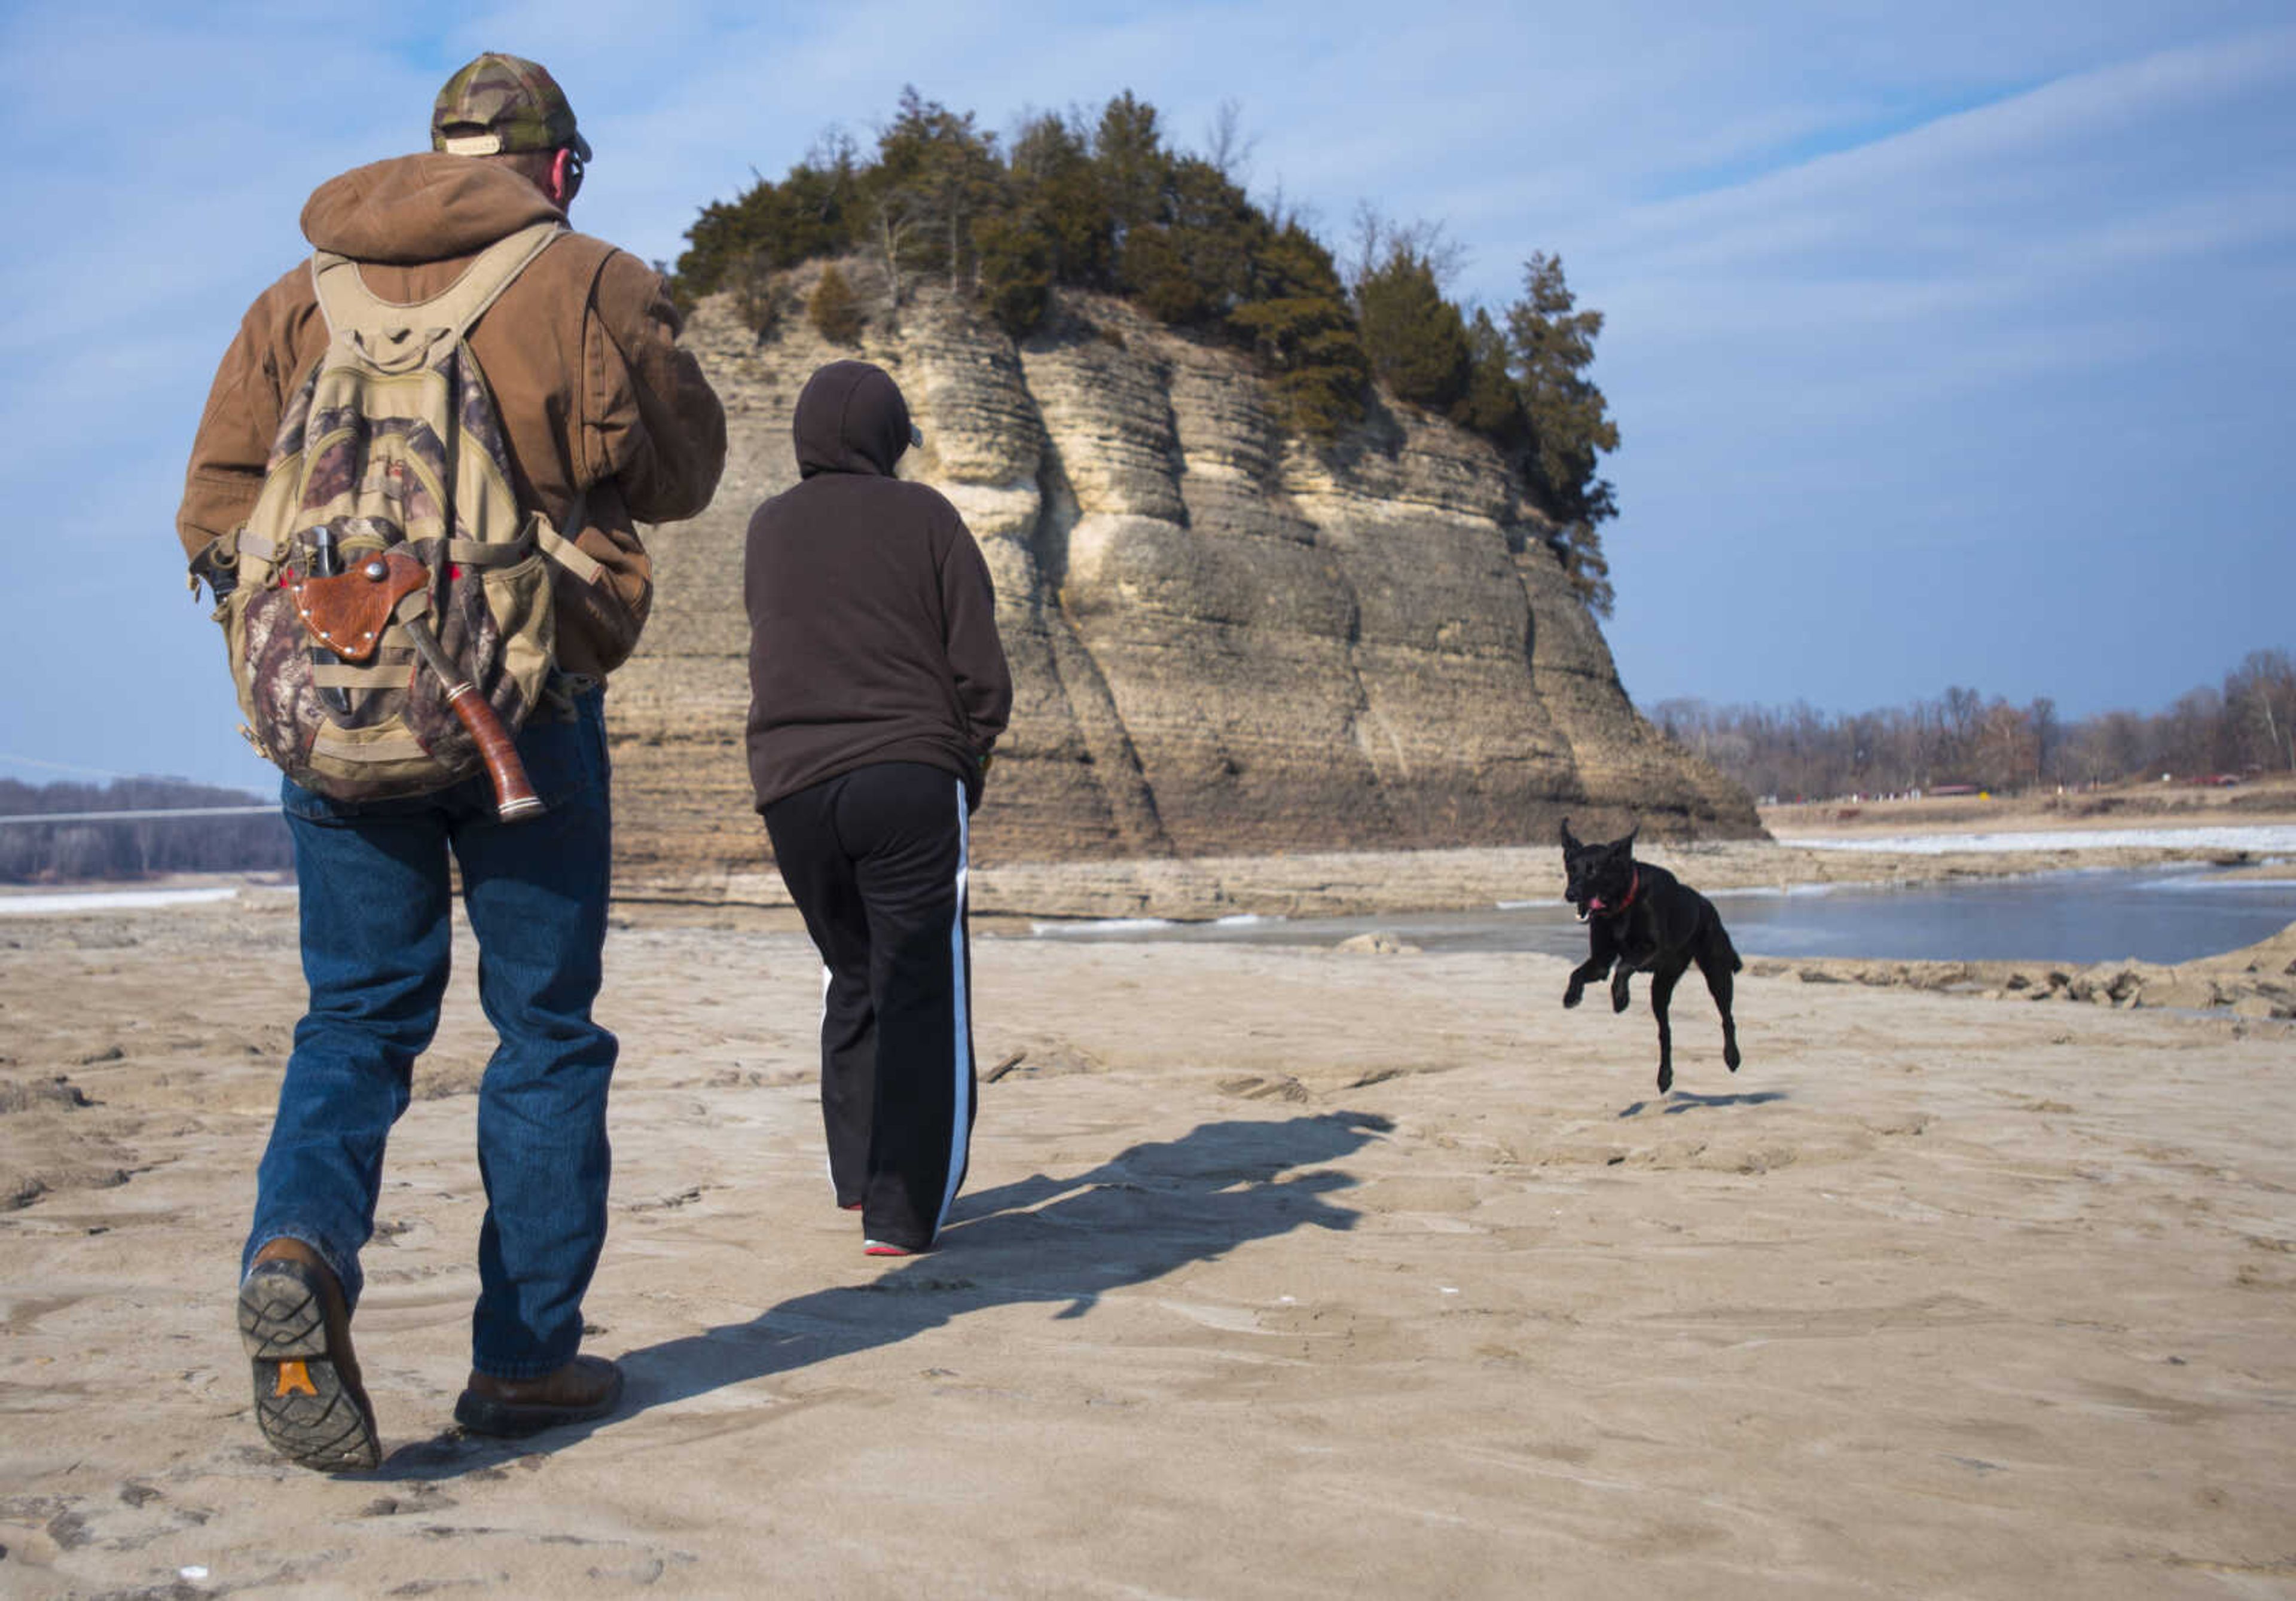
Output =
[
  {"x1": 178, "y1": 152, "x2": 726, "y2": 678},
  {"x1": 744, "y1": 361, "x2": 1012, "y2": 812}
]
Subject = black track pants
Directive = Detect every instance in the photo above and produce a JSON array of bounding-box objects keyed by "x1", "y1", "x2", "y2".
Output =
[{"x1": 762, "y1": 762, "x2": 976, "y2": 1251}]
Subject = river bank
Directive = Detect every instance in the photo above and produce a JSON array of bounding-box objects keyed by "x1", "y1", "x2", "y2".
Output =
[
  {"x1": 619, "y1": 822, "x2": 2293, "y2": 929},
  {"x1": 1743, "y1": 915, "x2": 2296, "y2": 1021}
]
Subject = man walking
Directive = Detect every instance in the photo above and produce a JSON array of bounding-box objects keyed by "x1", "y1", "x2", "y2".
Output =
[
  {"x1": 178, "y1": 53, "x2": 724, "y2": 1469},
  {"x1": 745, "y1": 360, "x2": 1011, "y2": 1258}
]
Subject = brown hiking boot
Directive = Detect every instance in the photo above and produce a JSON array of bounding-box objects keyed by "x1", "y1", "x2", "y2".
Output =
[
  {"x1": 453, "y1": 1353, "x2": 624, "y2": 1438},
  {"x1": 237, "y1": 1238, "x2": 381, "y2": 1472}
]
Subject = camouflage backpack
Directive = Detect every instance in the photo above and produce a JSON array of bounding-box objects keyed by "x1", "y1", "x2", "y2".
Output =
[{"x1": 215, "y1": 221, "x2": 578, "y2": 802}]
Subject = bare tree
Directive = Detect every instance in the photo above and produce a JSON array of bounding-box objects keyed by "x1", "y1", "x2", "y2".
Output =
[
  {"x1": 868, "y1": 189, "x2": 930, "y2": 322},
  {"x1": 1202, "y1": 98, "x2": 1258, "y2": 184},
  {"x1": 2225, "y1": 649, "x2": 2296, "y2": 771},
  {"x1": 2028, "y1": 696, "x2": 2059, "y2": 786},
  {"x1": 1344, "y1": 203, "x2": 1467, "y2": 296},
  {"x1": 807, "y1": 126, "x2": 860, "y2": 175}
]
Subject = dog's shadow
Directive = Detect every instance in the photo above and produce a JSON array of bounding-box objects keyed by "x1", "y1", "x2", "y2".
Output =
[
  {"x1": 1619, "y1": 1089, "x2": 1788, "y2": 1119},
  {"x1": 371, "y1": 1109, "x2": 1392, "y2": 1481}
]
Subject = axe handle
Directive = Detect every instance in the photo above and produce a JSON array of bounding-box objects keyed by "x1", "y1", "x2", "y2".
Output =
[
  {"x1": 442, "y1": 677, "x2": 544, "y2": 820},
  {"x1": 399, "y1": 612, "x2": 543, "y2": 821}
]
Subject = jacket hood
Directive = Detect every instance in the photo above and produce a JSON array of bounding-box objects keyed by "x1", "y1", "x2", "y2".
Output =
[
  {"x1": 793, "y1": 360, "x2": 914, "y2": 479},
  {"x1": 301, "y1": 152, "x2": 564, "y2": 264}
]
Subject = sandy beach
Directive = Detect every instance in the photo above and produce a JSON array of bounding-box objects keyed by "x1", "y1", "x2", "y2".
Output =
[{"x1": 3, "y1": 869, "x2": 2292, "y2": 1599}]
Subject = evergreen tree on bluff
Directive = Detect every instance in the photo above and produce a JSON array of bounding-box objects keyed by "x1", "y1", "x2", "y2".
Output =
[
  {"x1": 1094, "y1": 93, "x2": 1168, "y2": 257},
  {"x1": 1350, "y1": 225, "x2": 1471, "y2": 410},
  {"x1": 1451, "y1": 307, "x2": 1524, "y2": 442},
  {"x1": 973, "y1": 209, "x2": 1054, "y2": 338},
  {"x1": 1009, "y1": 111, "x2": 1113, "y2": 288},
  {"x1": 1509, "y1": 253, "x2": 1619, "y2": 615},
  {"x1": 1231, "y1": 221, "x2": 1368, "y2": 435},
  {"x1": 871, "y1": 88, "x2": 1005, "y2": 298},
  {"x1": 1121, "y1": 155, "x2": 1261, "y2": 328},
  {"x1": 677, "y1": 133, "x2": 862, "y2": 300}
]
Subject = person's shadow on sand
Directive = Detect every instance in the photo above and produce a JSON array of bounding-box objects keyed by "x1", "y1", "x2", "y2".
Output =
[{"x1": 374, "y1": 1108, "x2": 1391, "y2": 1480}]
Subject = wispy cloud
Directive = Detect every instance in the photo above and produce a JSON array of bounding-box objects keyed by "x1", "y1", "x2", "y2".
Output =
[{"x1": 1568, "y1": 28, "x2": 2296, "y2": 438}]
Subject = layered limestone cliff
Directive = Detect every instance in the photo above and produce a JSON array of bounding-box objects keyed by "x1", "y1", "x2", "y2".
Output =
[{"x1": 609, "y1": 267, "x2": 1757, "y2": 885}]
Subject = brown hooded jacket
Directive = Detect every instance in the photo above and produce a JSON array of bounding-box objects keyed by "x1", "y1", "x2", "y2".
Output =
[{"x1": 177, "y1": 152, "x2": 726, "y2": 678}]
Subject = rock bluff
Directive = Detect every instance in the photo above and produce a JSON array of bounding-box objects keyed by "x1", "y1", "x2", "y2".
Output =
[{"x1": 609, "y1": 272, "x2": 1757, "y2": 884}]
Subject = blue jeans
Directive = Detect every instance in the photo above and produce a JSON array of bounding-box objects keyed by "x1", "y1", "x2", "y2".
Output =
[{"x1": 243, "y1": 685, "x2": 616, "y2": 1379}]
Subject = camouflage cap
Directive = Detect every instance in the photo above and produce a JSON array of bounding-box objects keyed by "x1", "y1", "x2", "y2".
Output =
[{"x1": 431, "y1": 53, "x2": 591, "y2": 161}]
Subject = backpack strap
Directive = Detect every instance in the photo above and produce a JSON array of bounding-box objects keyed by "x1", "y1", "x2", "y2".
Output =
[
  {"x1": 532, "y1": 488, "x2": 607, "y2": 582},
  {"x1": 310, "y1": 221, "x2": 566, "y2": 345}
]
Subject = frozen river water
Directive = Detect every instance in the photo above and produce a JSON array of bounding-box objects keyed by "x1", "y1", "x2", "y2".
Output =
[{"x1": 1031, "y1": 863, "x2": 2296, "y2": 966}]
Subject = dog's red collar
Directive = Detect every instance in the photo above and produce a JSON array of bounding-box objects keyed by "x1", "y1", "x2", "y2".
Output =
[{"x1": 1590, "y1": 867, "x2": 1640, "y2": 917}]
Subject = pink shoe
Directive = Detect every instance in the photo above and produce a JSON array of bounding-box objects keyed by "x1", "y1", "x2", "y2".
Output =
[
  {"x1": 839, "y1": 1201, "x2": 862, "y2": 1212},
  {"x1": 864, "y1": 1239, "x2": 917, "y2": 1257}
]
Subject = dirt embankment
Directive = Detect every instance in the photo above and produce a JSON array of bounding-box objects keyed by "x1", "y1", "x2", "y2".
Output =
[{"x1": 1763, "y1": 774, "x2": 2296, "y2": 841}]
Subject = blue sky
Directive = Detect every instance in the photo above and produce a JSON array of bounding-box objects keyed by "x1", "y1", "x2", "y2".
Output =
[{"x1": 1, "y1": 1, "x2": 2289, "y2": 792}]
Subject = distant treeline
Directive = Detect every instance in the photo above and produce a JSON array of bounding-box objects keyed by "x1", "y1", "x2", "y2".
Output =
[
  {"x1": 1653, "y1": 648, "x2": 2296, "y2": 803},
  {"x1": 674, "y1": 88, "x2": 1622, "y2": 612},
  {"x1": 0, "y1": 778, "x2": 288, "y2": 882}
]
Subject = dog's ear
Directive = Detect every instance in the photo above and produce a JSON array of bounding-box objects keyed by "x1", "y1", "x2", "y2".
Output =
[
  {"x1": 1621, "y1": 821, "x2": 1639, "y2": 854},
  {"x1": 1559, "y1": 817, "x2": 1579, "y2": 851}
]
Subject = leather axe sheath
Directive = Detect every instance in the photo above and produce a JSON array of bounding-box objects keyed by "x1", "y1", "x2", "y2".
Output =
[{"x1": 292, "y1": 548, "x2": 543, "y2": 820}]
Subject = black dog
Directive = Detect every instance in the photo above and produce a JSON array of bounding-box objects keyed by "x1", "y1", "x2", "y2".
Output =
[{"x1": 1559, "y1": 820, "x2": 1742, "y2": 1094}]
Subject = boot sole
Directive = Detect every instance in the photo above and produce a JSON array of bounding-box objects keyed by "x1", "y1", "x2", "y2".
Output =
[
  {"x1": 238, "y1": 1260, "x2": 381, "y2": 1472},
  {"x1": 453, "y1": 1364, "x2": 625, "y2": 1438}
]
